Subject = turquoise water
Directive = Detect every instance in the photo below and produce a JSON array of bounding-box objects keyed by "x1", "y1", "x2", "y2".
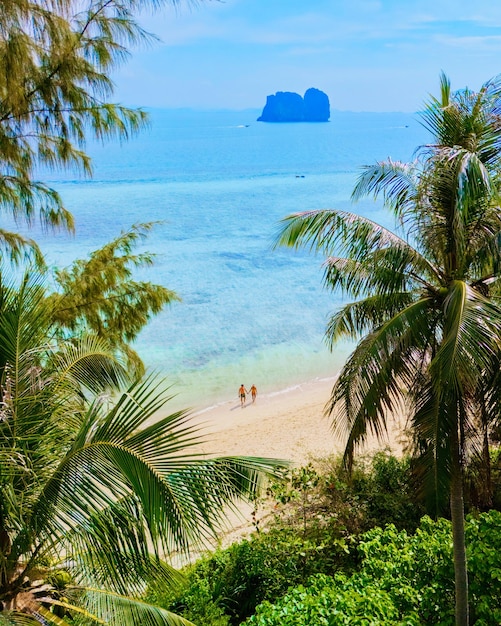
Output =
[{"x1": 26, "y1": 109, "x2": 429, "y2": 410}]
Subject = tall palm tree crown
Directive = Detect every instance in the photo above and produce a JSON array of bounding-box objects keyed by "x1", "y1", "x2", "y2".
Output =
[{"x1": 276, "y1": 73, "x2": 501, "y2": 626}]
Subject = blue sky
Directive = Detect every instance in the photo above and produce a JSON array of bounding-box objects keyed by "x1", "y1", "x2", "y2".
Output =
[{"x1": 114, "y1": 0, "x2": 501, "y2": 112}]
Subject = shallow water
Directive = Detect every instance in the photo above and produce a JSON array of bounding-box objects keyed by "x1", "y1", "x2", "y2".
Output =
[{"x1": 22, "y1": 109, "x2": 429, "y2": 409}]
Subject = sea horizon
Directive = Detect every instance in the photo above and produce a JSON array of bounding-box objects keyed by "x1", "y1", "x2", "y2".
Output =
[{"x1": 131, "y1": 105, "x2": 421, "y2": 115}]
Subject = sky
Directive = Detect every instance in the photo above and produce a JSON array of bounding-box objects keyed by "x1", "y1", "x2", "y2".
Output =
[{"x1": 114, "y1": 0, "x2": 501, "y2": 112}]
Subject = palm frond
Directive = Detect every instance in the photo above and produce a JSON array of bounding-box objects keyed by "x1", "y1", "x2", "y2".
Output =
[
  {"x1": 323, "y1": 244, "x2": 437, "y2": 299},
  {"x1": 28, "y1": 377, "x2": 289, "y2": 570},
  {"x1": 329, "y1": 296, "x2": 437, "y2": 467},
  {"x1": 408, "y1": 377, "x2": 453, "y2": 515},
  {"x1": 351, "y1": 158, "x2": 420, "y2": 219},
  {"x1": 49, "y1": 335, "x2": 131, "y2": 395},
  {"x1": 66, "y1": 508, "x2": 182, "y2": 595},
  {"x1": 0, "y1": 271, "x2": 51, "y2": 371},
  {"x1": 74, "y1": 587, "x2": 195, "y2": 626},
  {"x1": 325, "y1": 292, "x2": 417, "y2": 343},
  {"x1": 432, "y1": 282, "x2": 501, "y2": 392},
  {"x1": 275, "y1": 209, "x2": 437, "y2": 279},
  {"x1": 0, "y1": 612, "x2": 44, "y2": 624}
]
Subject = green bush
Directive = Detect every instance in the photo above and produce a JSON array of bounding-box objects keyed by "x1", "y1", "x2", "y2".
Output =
[
  {"x1": 146, "y1": 569, "x2": 230, "y2": 626},
  {"x1": 155, "y1": 525, "x2": 350, "y2": 626},
  {"x1": 244, "y1": 511, "x2": 501, "y2": 625},
  {"x1": 266, "y1": 453, "x2": 425, "y2": 542},
  {"x1": 356, "y1": 517, "x2": 454, "y2": 624},
  {"x1": 326, "y1": 452, "x2": 425, "y2": 533},
  {"x1": 467, "y1": 510, "x2": 501, "y2": 624},
  {"x1": 490, "y1": 448, "x2": 501, "y2": 509},
  {"x1": 244, "y1": 573, "x2": 419, "y2": 626}
]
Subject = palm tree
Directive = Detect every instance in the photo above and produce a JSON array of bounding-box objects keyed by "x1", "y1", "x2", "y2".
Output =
[
  {"x1": 0, "y1": 271, "x2": 286, "y2": 625},
  {"x1": 275, "y1": 74, "x2": 501, "y2": 626}
]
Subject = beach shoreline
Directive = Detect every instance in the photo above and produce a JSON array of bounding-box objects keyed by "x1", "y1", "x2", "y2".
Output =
[
  {"x1": 188, "y1": 375, "x2": 407, "y2": 465},
  {"x1": 174, "y1": 375, "x2": 408, "y2": 551}
]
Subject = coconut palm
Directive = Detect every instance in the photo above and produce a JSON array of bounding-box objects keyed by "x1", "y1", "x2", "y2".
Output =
[
  {"x1": 275, "y1": 74, "x2": 501, "y2": 626},
  {"x1": 0, "y1": 271, "x2": 286, "y2": 625}
]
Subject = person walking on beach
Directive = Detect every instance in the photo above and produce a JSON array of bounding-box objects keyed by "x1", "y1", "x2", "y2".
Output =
[
  {"x1": 250, "y1": 384, "x2": 257, "y2": 403},
  {"x1": 238, "y1": 384, "x2": 248, "y2": 407}
]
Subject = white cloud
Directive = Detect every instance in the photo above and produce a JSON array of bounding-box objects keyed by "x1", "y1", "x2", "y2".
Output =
[
  {"x1": 436, "y1": 34, "x2": 501, "y2": 51},
  {"x1": 116, "y1": 0, "x2": 501, "y2": 111}
]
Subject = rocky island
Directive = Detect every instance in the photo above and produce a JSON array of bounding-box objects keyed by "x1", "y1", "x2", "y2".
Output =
[{"x1": 257, "y1": 88, "x2": 330, "y2": 122}]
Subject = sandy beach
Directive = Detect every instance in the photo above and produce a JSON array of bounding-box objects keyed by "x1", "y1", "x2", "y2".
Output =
[
  {"x1": 191, "y1": 376, "x2": 407, "y2": 465},
  {"x1": 177, "y1": 376, "x2": 408, "y2": 551}
]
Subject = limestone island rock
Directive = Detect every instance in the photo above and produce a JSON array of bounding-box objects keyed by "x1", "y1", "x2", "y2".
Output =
[{"x1": 257, "y1": 88, "x2": 330, "y2": 122}]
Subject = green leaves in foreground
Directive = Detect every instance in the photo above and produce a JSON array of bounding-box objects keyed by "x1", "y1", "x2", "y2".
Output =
[
  {"x1": 245, "y1": 511, "x2": 501, "y2": 626},
  {"x1": 0, "y1": 271, "x2": 288, "y2": 625}
]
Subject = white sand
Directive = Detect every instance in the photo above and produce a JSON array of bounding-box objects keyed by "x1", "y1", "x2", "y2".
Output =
[
  {"x1": 190, "y1": 377, "x2": 406, "y2": 464},
  {"x1": 172, "y1": 376, "x2": 409, "y2": 556}
]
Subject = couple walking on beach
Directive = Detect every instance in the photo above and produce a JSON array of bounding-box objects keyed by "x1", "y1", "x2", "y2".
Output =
[{"x1": 239, "y1": 384, "x2": 257, "y2": 406}]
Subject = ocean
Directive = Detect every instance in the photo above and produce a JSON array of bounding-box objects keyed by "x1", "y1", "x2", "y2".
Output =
[{"x1": 25, "y1": 109, "x2": 429, "y2": 411}]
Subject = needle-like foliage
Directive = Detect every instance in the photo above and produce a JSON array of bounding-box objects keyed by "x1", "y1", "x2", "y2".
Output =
[
  {"x1": 0, "y1": 0, "x2": 200, "y2": 264},
  {"x1": 275, "y1": 73, "x2": 501, "y2": 626},
  {"x1": 47, "y1": 222, "x2": 180, "y2": 377}
]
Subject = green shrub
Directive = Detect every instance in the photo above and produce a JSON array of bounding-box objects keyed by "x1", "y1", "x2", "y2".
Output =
[
  {"x1": 146, "y1": 568, "x2": 230, "y2": 626},
  {"x1": 490, "y1": 448, "x2": 501, "y2": 509},
  {"x1": 356, "y1": 517, "x2": 455, "y2": 624},
  {"x1": 156, "y1": 526, "x2": 350, "y2": 625},
  {"x1": 266, "y1": 453, "x2": 424, "y2": 543},
  {"x1": 155, "y1": 517, "x2": 426, "y2": 626},
  {"x1": 331, "y1": 452, "x2": 425, "y2": 533},
  {"x1": 244, "y1": 572, "x2": 419, "y2": 626},
  {"x1": 244, "y1": 512, "x2": 501, "y2": 625},
  {"x1": 466, "y1": 509, "x2": 501, "y2": 624}
]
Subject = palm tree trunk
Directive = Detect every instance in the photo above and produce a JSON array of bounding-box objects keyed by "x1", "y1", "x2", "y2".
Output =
[
  {"x1": 480, "y1": 396, "x2": 493, "y2": 509},
  {"x1": 450, "y1": 424, "x2": 469, "y2": 626}
]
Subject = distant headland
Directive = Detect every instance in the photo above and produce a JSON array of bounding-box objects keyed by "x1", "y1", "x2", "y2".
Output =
[{"x1": 257, "y1": 88, "x2": 330, "y2": 123}]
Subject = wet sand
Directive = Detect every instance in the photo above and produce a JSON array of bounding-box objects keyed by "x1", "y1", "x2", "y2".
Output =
[
  {"x1": 190, "y1": 376, "x2": 406, "y2": 464},
  {"x1": 178, "y1": 377, "x2": 408, "y2": 551}
]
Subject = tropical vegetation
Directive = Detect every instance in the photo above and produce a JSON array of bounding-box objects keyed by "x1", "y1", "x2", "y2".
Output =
[
  {"x1": 245, "y1": 511, "x2": 501, "y2": 626},
  {"x1": 0, "y1": 1, "x2": 290, "y2": 624},
  {"x1": 48, "y1": 222, "x2": 180, "y2": 376},
  {"x1": 4, "y1": 2, "x2": 501, "y2": 623},
  {"x1": 152, "y1": 452, "x2": 501, "y2": 625},
  {"x1": 151, "y1": 454, "x2": 386, "y2": 624},
  {"x1": 275, "y1": 73, "x2": 501, "y2": 625},
  {"x1": 0, "y1": 269, "x2": 285, "y2": 625}
]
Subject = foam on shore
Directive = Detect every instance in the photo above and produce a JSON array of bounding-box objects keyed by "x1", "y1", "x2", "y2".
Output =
[{"x1": 187, "y1": 375, "x2": 406, "y2": 465}]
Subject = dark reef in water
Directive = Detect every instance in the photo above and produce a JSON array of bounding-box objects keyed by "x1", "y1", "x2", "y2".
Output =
[{"x1": 257, "y1": 88, "x2": 330, "y2": 123}]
